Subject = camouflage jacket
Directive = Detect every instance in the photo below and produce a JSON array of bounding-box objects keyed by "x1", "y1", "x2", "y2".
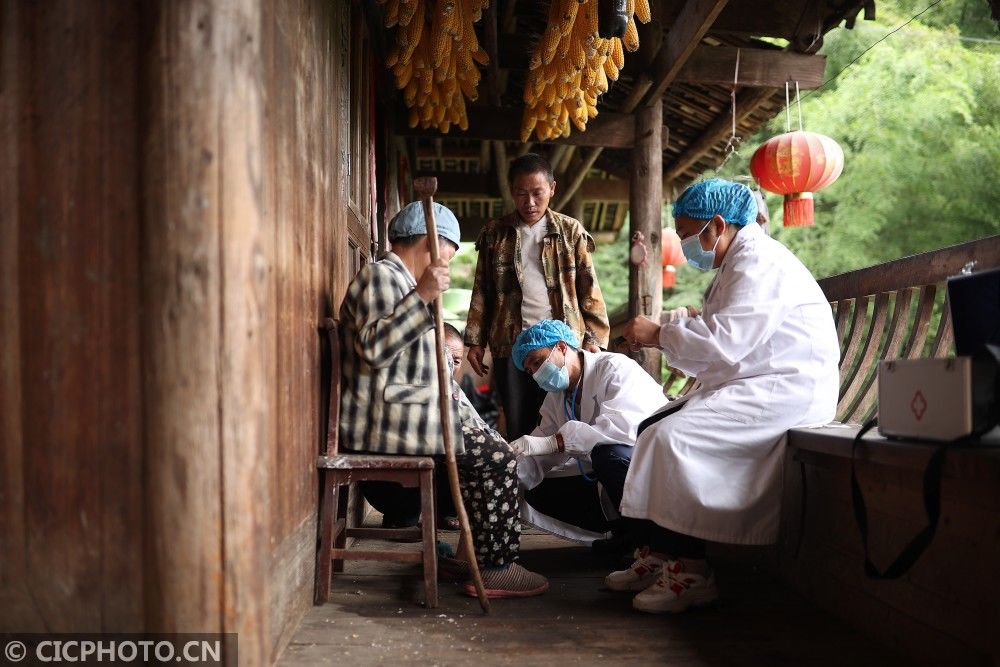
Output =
[{"x1": 464, "y1": 210, "x2": 610, "y2": 358}]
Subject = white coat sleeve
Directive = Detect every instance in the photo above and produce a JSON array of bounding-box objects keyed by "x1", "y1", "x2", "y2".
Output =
[
  {"x1": 530, "y1": 394, "x2": 562, "y2": 438},
  {"x1": 659, "y1": 245, "x2": 790, "y2": 376},
  {"x1": 518, "y1": 393, "x2": 572, "y2": 488},
  {"x1": 556, "y1": 366, "x2": 655, "y2": 459}
]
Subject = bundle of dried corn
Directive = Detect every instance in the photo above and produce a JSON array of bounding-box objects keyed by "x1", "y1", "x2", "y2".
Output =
[
  {"x1": 380, "y1": 0, "x2": 490, "y2": 133},
  {"x1": 521, "y1": 0, "x2": 650, "y2": 142}
]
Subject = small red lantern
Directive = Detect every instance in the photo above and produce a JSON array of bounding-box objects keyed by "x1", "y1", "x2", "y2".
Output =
[
  {"x1": 661, "y1": 228, "x2": 685, "y2": 288},
  {"x1": 750, "y1": 131, "x2": 844, "y2": 227}
]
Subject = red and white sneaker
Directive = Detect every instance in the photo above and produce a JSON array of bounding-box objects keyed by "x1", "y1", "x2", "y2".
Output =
[
  {"x1": 604, "y1": 547, "x2": 665, "y2": 592},
  {"x1": 632, "y1": 560, "x2": 719, "y2": 613}
]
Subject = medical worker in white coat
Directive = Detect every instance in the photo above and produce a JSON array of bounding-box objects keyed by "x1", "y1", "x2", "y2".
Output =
[
  {"x1": 506, "y1": 320, "x2": 668, "y2": 544},
  {"x1": 611, "y1": 179, "x2": 840, "y2": 614}
]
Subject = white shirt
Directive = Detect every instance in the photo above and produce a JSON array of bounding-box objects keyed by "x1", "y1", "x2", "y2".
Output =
[{"x1": 517, "y1": 215, "x2": 553, "y2": 328}]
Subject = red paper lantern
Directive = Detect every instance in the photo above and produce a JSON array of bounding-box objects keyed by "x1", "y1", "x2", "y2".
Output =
[
  {"x1": 661, "y1": 228, "x2": 685, "y2": 287},
  {"x1": 750, "y1": 131, "x2": 844, "y2": 227},
  {"x1": 662, "y1": 264, "x2": 678, "y2": 288}
]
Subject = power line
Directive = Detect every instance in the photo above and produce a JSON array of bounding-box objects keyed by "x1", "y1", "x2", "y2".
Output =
[
  {"x1": 800, "y1": 0, "x2": 946, "y2": 102},
  {"x1": 853, "y1": 22, "x2": 1000, "y2": 46}
]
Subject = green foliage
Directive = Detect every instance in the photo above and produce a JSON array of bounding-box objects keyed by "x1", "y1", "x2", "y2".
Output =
[
  {"x1": 449, "y1": 242, "x2": 479, "y2": 290},
  {"x1": 709, "y1": 0, "x2": 1000, "y2": 280}
]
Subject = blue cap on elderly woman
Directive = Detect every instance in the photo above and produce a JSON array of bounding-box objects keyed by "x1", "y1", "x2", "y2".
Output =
[
  {"x1": 672, "y1": 178, "x2": 758, "y2": 227},
  {"x1": 512, "y1": 319, "x2": 580, "y2": 371},
  {"x1": 389, "y1": 201, "x2": 462, "y2": 247}
]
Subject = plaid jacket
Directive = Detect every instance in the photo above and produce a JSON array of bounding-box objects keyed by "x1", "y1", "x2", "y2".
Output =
[
  {"x1": 339, "y1": 253, "x2": 464, "y2": 456},
  {"x1": 464, "y1": 210, "x2": 610, "y2": 358}
]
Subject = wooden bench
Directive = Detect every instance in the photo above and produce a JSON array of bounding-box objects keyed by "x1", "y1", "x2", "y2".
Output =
[{"x1": 780, "y1": 235, "x2": 1000, "y2": 665}]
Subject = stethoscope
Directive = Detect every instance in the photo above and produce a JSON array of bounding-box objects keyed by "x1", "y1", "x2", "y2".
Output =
[{"x1": 563, "y1": 378, "x2": 597, "y2": 483}]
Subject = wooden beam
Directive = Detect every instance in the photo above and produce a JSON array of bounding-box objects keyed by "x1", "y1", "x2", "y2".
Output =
[
  {"x1": 663, "y1": 86, "x2": 776, "y2": 183},
  {"x1": 483, "y1": 0, "x2": 501, "y2": 106},
  {"x1": 554, "y1": 145, "x2": 577, "y2": 178},
  {"x1": 643, "y1": 0, "x2": 730, "y2": 105},
  {"x1": 427, "y1": 173, "x2": 629, "y2": 201},
  {"x1": 676, "y1": 46, "x2": 826, "y2": 89},
  {"x1": 661, "y1": 0, "x2": 836, "y2": 40},
  {"x1": 492, "y1": 141, "x2": 514, "y2": 211},
  {"x1": 499, "y1": 35, "x2": 823, "y2": 90},
  {"x1": 628, "y1": 98, "x2": 664, "y2": 376},
  {"x1": 554, "y1": 148, "x2": 602, "y2": 211},
  {"x1": 394, "y1": 106, "x2": 638, "y2": 148}
]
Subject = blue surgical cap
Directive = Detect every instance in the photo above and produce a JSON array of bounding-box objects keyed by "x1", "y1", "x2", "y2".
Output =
[
  {"x1": 512, "y1": 320, "x2": 579, "y2": 371},
  {"x1": 672, "y1": 179, "x2": 758, "y2": 227},
  {"x1": 389, "y1": 201, "x2": 461, "y2": 247}
]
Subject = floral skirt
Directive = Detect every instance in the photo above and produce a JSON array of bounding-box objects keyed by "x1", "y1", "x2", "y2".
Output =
[{"x1": 456, "y1": 420, "x2": 521, "y2": 567}]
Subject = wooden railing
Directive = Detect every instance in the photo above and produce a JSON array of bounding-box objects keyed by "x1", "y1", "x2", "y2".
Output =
[
  {"x1": 821, "y1": 234, "x2": 1000, "y2": 423},
  {"x1": 613, "y1": 234, "x2": 1000, "y2": 418}
]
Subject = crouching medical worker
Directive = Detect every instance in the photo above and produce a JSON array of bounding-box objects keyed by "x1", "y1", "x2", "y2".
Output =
[
  {"x1": 508, "y1": 320, "x2": 668, "y2": 543},
  {"x1": 613, "y1": 179, "x2": 840, "y2": 614}
]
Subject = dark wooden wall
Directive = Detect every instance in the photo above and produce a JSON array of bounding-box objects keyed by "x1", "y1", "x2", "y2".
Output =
[
  {"x1": 0, "y1": 1, "x2": 366, "y2": 663},
  {"x1": 0, "y1": 0, "x2": 145, "y2": 632}
]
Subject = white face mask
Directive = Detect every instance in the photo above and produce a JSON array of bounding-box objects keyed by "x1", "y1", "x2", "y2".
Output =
[{"x1": 680, "y1": 221, "x2": 720, "y2": 272}]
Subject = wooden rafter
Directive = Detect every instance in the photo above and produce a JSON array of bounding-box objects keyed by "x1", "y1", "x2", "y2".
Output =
[
  {"x1": 424, "y1": 172, "x2": 629, "y2": 201},
  {"x1": 395, "y1": 107, "x2": 642, "y2": 148},
  {"x1": 642, "y1": 0, "x2": 730, "y2": 105},
  {"x1": 677, "y1": 46, "x2": 825, "y2": 88},
  {"x1": 498, "y1": 36, "x2": 825, "y2": 90},
  {"x1": 662, "y1": 86, "x2": 776, "y2": 183}
]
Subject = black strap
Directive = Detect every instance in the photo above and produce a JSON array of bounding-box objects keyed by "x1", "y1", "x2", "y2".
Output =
[
  {"x1": 850, "y1": 417, "x2": 948, "y2": 579},
  {"x1": 636, "y1": 399, "x2": 687, "y2": 437},
  {"x1": 793, "y1": 458, "x2": 807, "y2": 560}
]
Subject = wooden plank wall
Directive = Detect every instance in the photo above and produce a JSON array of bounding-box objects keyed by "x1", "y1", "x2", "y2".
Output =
[
  {"x1": 0, "y1": 1, "x2": 145, "y2": 631},
  {"x1": 260, "y1": 0, "x2": 351, "y2": 660},
  {"x1": 0, "y1": 1, "x2": 362, "y2": 664}
]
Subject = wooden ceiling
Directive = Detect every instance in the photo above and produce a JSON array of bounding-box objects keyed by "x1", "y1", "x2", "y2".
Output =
[{"x1": 367, "y1": 0, "x2": 879, "y2": 239}]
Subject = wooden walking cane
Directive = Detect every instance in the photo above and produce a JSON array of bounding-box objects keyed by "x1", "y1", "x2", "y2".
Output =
[{"x1": 413, "y1": 176, "x2": 490, "y2": 613}]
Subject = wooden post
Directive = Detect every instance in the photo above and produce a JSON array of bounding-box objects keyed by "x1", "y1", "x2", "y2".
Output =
[
  {"x1": 628, "y1": 98, "x2": 664, "y2": 378},
  {"x1": 569, "y1": 190, "x2": 585, "y2": 225},
  {"x1": 141, "y1": 1, "x2": 270, "y2": 661},
  {"x1": 493, "y1": 140, "x2": 514, "y2": 213}
]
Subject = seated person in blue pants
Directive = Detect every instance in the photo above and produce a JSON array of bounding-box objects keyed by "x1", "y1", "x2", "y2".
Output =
[{"x1": 508, "y1": 320, "x2": 667, "y2": 545}]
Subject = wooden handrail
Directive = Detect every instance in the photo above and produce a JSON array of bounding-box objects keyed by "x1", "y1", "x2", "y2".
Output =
[{"x1": 817, "y1": 234, "x2": 1000, "y2": 301}]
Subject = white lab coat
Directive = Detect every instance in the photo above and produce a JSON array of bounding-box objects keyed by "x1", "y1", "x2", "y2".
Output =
[
  {"x1": 620, "y1": 222, "x2": 840, "y2": 545},
  {"x1": 519, "y1": 350, "x2": 669, "y2": 542}
]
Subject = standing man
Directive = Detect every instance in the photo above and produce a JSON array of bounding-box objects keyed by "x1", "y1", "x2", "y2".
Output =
[{"x1": 465, "y1": 153, "x2": 610, "y2": 441}]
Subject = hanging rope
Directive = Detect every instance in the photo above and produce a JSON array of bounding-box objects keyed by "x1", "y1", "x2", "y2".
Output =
[
  {"x1": 717, "y1": 48, "x2": 742, "y2": 170},
  {"x1": 785, "y1": 81, "x2": 792, "y2": 132},
  {"x1": 796, "y1": 80, "x2": 804, "y2": 131}
]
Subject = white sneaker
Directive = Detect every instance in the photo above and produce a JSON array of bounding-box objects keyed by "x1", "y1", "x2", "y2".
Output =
[
  {"x1": 604, "y1": 547, "x2": 665, "y2": 591},
  {"x1": 632, "y1": 560, "x2": 719, "y2": 614}
]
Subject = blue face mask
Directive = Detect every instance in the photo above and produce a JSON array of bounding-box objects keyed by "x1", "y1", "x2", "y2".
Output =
[
  {"x1": 681, "y1": 220, "x2": 720, "y2": 272},
  {"x1": 532, "y1": 348, "x2": 570, "y2": 393}
]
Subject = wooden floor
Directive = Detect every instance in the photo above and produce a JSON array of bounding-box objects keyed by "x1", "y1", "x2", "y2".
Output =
[{"x1": 280, "y1": 527, "x2": 905, "y2": 666}]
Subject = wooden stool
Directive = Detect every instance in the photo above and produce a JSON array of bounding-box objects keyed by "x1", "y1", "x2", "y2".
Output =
[{"x1": 314, "y1": 318, "x2": 438, "y2": 607}]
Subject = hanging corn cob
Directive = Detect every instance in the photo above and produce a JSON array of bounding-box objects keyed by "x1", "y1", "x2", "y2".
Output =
[
  {"x1": 521, "y1": 0, "x2": 651, "y2": 142},
  {"x1": 379, "y1": 0, "x2": 490, "y2": 134}
]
